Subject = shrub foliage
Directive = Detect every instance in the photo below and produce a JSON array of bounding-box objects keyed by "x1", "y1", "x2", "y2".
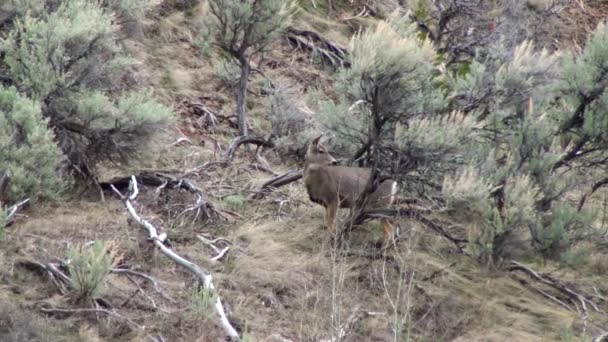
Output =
[
  {"x1": 0, "y1": 0, "x2": 172, "y2": 200},
  {"x1": 318, "y1": 14, "x2": 608, "y2": 265},
  {"x1": 0, "y1": 86, "x2": 63, "y2": 204}
]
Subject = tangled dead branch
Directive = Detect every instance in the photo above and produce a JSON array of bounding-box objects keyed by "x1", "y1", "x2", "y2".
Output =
[
  {"x1": 177, "y1": 98, "x2": 220, "y2": 130},
  {"x1": 111, "y1": 176, "x2": 240, "y2": 341},
  {"x1": 286, "y1": 27, "x2": 350, "y2": 67},
  {"x1": 16, "y1": 259, "x2": 72, "y2": 295},
  {"x1": 509, "y1": 261, "x2": 606, "y2": 332},
  {"x1": 101, "y1": 171, "x2": 227, "y2": 223}
]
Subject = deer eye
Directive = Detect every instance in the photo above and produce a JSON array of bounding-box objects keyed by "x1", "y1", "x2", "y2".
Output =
[{"x1": 318, "y1": 149, "x2": 325, "y2": 154}]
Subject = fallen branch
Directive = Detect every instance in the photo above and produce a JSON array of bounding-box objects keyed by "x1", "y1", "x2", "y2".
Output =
[
  {"x1": 111, "y1": 177, "x2": 240, "y2": 341},
  {"x1": 4, "y1": 198, "x2": 30, "y2": 226},
  {"x1": 16, "y1": 259, "x2": 71, "y2": 295},
  {"x1": 223, "y1": 135, "x2": 274, "y2": 162},
  {"x1": 252, "y1": 169, "x2": 303, "y2": 199}
]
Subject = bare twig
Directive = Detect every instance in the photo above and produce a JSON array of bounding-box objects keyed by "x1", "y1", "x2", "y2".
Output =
[
  {"x1": 197, "y1": 235, "x2": 231, "y2": 261},
  {"x1": 111, "y1": 177, "x2": 240, "y2": 341},
  {"x1": 112, "y1": 268, "x2": 177, "y2": 304}
]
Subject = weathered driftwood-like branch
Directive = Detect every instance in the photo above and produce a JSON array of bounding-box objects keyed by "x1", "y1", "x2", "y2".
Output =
[
  {"x1": 4, "y1": 198, "x2": 30, "y2": 226},
  {"x1": 111, "y1": 177, "x2": 240, "y2": 341},
  {"x1": 0, "y1": 170, "x2": 30, "y2": 226},
  {"x1": 286, "y1": 27, "x2": 350, "y2": 67},
  {"x1": 223, "y1": 135, "x2": 274, "y2": 162}
]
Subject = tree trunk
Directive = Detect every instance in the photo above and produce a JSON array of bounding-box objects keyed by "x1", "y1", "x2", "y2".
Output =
[{"x1": 236, "y1": 58, "x2": 250, "y2": 137}]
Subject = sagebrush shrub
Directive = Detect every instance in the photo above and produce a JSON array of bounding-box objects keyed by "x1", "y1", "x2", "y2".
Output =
[
  {"x1": 0, "y1": 0, "x2": 173, "y2": 182},
  {"x1": 68, "y1": 241, "x2": 117, "y2": 302},
  {"x1": 0, "y1": 86, "x2": 63, "y2": 204}
]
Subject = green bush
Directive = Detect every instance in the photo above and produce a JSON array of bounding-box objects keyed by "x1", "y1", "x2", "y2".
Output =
[
  {"x1": 189, "y1": 285, "x2": 217, "y2": 320},
  {"x1": 0, "y1": 0, "x2": 173, "y2": 182},
  {"x1": 0, "y1": 86, "x2": 63, "y2": 204},
  {"x1": 68, "y1": 241, "x2": 115, "y2": 302}
]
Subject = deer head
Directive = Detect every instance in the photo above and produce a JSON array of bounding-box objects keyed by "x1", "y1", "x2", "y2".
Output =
[{"x1": 306, "y1": 135, "x2": 337, "y2": 167}]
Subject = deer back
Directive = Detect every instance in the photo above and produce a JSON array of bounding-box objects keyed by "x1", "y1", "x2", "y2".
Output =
[{"x1": 304, "y1": 165, "x2": 396, "y2": 209}]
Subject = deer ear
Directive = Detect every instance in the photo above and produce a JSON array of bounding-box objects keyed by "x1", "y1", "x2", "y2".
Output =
[{"x1": 311, "y1": 134, "x2": 323, "y2": 146}]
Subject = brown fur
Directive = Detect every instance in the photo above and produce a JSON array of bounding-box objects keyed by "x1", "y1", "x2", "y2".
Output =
[{"x1": 303, "y1": 135, "x2": 398, "y2": 242}]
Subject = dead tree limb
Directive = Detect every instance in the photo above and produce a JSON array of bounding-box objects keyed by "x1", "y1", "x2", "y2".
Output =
[
  {"x1": 223, "y1": 135, "x2": 274, "y2": 162},
  {"x1": 15, "y1": 259, "x2": 71, "y2": 295},
  {"x1": 111, "y1": 177, "x2": 240, "y2": 341},
  {"x1": 4, "y1": 198, "x2": 30, "y2": 226},
  {"x1": 259, "y1": 169, "x2": 303, "y2": 190},
  {"x1": 286, "y1": 27, "x2": 350, "y2": 67},
  {"x1": 251, "y1": 169, "x2": 303, "y2": 199}
]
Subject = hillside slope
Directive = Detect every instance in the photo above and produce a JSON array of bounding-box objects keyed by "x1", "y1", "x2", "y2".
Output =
[{"x1": 2, "y1": 1, "x2": 608, "y2": 341}]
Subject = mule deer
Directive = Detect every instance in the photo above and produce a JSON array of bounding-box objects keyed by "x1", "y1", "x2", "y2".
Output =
[{"x1": 303, "y1": 135, "x2": 398, "y2": 242}]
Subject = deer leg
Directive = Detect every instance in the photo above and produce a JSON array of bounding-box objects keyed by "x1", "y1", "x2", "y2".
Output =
[{"x1": 381, "y1": 219, "x2": 394, "y2": 243}]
